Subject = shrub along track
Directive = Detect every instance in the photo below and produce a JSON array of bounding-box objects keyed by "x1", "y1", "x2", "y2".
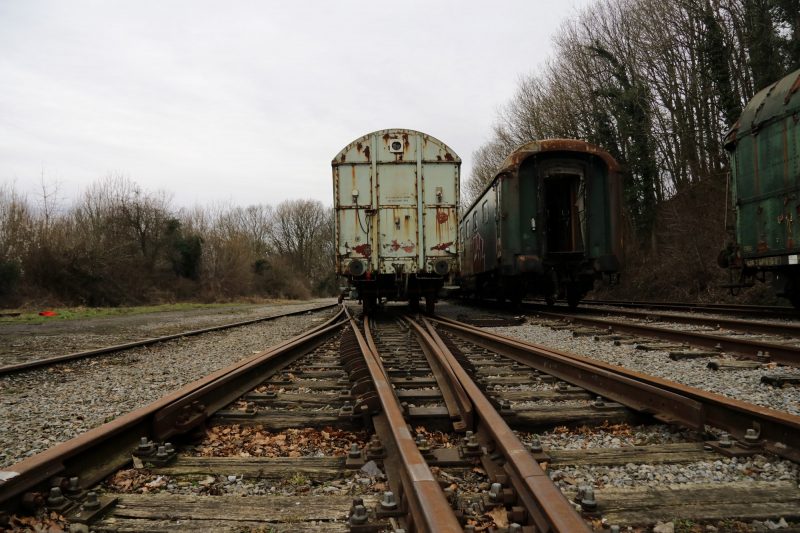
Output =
[{"x1": 1, "y1": 305, "x2": 798, "y2": 531}]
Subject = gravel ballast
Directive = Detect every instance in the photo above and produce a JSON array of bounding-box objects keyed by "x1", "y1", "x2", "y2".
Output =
[
  {"x1": 0, "y1": 302, "x2": 337, "y2": 468},
  {"x1": 436, "y1": 302, "x2": 800, "y2": 416}
]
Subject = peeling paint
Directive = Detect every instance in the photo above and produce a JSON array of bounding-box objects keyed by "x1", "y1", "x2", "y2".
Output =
[{"x1": 353, "y1": 244, "x2": 371, "y2": 256}]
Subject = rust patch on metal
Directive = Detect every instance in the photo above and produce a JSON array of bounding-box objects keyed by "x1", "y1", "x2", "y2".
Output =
[
  {"x1": 444, "y1": 152, "x2": 454, "y2": 161},
  {"x1": 430, "y1": 241, "x2": 453, "y2": 251},
  {"x1": 389, "y1": 240, "x2": 415, "y2": 253},
  {"x1": 353, "y1": 244, "x2": 371, "y2": 256},
  {"x1": 436, "y1": 210, "x2": 449, "y2": 224},
  {"x1": 340, "y1": 153, "x2": 346, "y2": 163},
  {"x1": 363, "y1": 145, "x2": 370, "y2": 160},
  {"x1": 498, "y1": 139, "x2": 620, "y2": 174},
  {"x1": 784, "y1": 72, "x2": 800, "y2": 104},
  {"x1": 757, "y1": 241, "x2": 769, "y2": 253}
]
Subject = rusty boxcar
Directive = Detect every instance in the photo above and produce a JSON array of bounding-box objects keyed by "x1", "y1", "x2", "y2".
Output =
[
  {"x1": 720, "y1": 68, "x2": 800, "y2": 308},
  {"x1": 333, "y1": 129, "x2": 461, "y2": 313},
  {"x1": 459, "y1": 139, "x2": 623, "y2": 308}
]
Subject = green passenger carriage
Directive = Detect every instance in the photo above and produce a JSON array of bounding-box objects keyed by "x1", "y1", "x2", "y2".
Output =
[
  {"x1": 459, "y1": 139, "x2": 623, "y2": 308},
  {"x1": 721, "y1": 68, "x2": 800, "y2": 308}
]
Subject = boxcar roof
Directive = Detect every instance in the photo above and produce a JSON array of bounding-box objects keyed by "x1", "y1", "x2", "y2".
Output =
[
  {"x1": 725, "y1": 68, "x2": 800, "y2": 148},
  {"x1": 462, "y1": 138, "x2": 619, "y2": 216},
  {"x1": 498, "y1": 138, "x2": 620, "y2": 174},
  {"x1": 331, "y1": 128, "x2": 461, "y2": 165}
]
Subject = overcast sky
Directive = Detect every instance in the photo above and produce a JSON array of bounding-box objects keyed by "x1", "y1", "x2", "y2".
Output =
[{"x1": 0, "y1": 1, "x2": 592, "y2": 210}]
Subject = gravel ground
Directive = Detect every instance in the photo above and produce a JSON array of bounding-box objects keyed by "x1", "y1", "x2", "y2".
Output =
[
  {"x1": 0, "y1": 299, "x2": 335, "y2": 366},
  {"x1": 0, "y1": 303, "x2": 338, "y2": 468},
  {"x1": 436, "y1": 301, "x2": 800, "y2": 416}
]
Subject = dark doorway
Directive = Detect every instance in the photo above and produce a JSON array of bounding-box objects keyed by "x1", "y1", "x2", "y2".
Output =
[{"x1": 544, "y1": 174, "x2": 583, "y2": 253}]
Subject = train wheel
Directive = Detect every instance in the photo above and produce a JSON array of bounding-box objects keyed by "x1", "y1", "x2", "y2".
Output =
[
  {"x1": 363, "y1": 296, "x2": 377, "y2": 316},
  {"x1": 566, "y1": 287, "x2": 581, "y2": 309},
  {"x1": 425, "y1": 296, "x2": 435, "y2": 315}
]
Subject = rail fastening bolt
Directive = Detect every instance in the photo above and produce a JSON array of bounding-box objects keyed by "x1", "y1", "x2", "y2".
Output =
[
  {"x1": 529, "y1": 435, "x2": 543, "y2": 453},
  {"x1": 580, "y1": 486, "x2": 597, "y2": 511},
  {"x1": 718, "y1": 432, "x2": 732, "y2": 448},
  {"x1": 594, "y1": 396, "x2": 605, "y2": 407},
  {"x1": 348, "y1": 443, "x2": 361, "y2": 459},
  {"x1": 47, "y1": 487, "x2": 65, "y2": 507},
  {"x1": 67, "y1": 477, "x2": 81, "y2": 493},
  {"x1": 610, "y1": 526, "x2": 621, "y2": 533},
  {"x1": 83, "y1": 491, "x2": 101, "y2": 511},
  {"x1": 350, "y1": 504, "x2": 369, "y2": 525},
  {"x1": 744, "y1": 428, "x2": 759, "y2": 443},
  {"x1": 156, "y1": 445, "x2": 168, "y2": 459},
  {"x1": 380, "y1": 491, "x2": 398, "y2": 510},
  {"x1": 509, "y1": 524, "x2": 522, "y2": 533},
  {"x1": 164, "y1": 442, "x2": 175, "y2": 454},
  {"x1": 489, "y1": 482, "x2": 503, "y2": 502},
  {"x1": 137, "y1": 437, "x2": 153, "y2": 454}
]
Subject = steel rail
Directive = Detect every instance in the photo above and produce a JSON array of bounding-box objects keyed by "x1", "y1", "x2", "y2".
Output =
[
  {"x1": 431, "y1": 315, "x2": 800, "y2": 462},
  {"x1": 415, "y1": 316, "x2": 591, "y2": 532},
  {"x1": 0, "y1": 309, "x2": 347, "y2": 513},
  {"x1": 579, "y1": 299, "x2": 797, "y2": 318},
  {"x1": 404, "y1": 316, "x2": 474, "y2": 432},
  {"x1": 348, "y1": 310, "x2": 462, "y2": 533},
  {"x1": 0, "y1": 302, "x2": 338, "y2": 375},
  {"x1": 530, "y1": 305, "x2": 800, "y2": 338},
  {"x1": 533, "y1": 310, "x2": 800, "y2": 367}
]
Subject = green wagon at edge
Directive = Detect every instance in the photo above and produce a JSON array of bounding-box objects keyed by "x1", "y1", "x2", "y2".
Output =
[{"x1": 722, "y1": 68, "x2": 800, "y2": 308}]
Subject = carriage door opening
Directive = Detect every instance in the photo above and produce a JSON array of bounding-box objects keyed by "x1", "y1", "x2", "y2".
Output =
[{"x1": 543, "y1": 171, "x2": 585, "y2": 254}]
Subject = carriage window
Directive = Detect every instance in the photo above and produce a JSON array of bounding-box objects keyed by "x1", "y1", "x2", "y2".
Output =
[{"x1": 481, "y1": 200, "x2": 488, "y2": 223}]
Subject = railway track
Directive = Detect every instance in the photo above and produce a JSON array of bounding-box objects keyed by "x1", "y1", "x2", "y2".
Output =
[
  {"x1": 521, "y1": 304, "x2": 800, "y2": 368},
  {"x1": 0, "y1": 302, "x2": 338, "y2": 375},
  {"x1": 580, "y1": 299, "x2": 798, "y2": 320},
  {"x1": 2, "y1": 303, "x2": 799, "y2": 531}
]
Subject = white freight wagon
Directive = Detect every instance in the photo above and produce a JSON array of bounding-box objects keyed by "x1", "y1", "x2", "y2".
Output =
[{"x1": 332, "y1": 128, "x2": 461, "y2": 313}]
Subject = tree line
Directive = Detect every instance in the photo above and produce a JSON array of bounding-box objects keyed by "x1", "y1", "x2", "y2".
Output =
[
  {"x1": 466, "y1": 0, "x2": 799, "y2": 244},
  {"x1": 0, "y1": 176, "x2": 336, "y2": 306}
]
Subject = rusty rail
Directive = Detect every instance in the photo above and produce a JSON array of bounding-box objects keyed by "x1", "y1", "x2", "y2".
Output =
[
  {"x1": 578, "y1": 299, "x2": 797, "y2": 319},
  {"x1": 0, "y1": 302, "x2": 339, "y2": 375},
  {"x1": 405, "y1": 317, "x2": 474, "y2": 432},
  {"x1": 0, "y1": 309, "x2": 347, "y2": 513},
  {"x1": 432, "y1": 315, "x2": 800, "y2": 463},
  {"x1": 533, "y1": 310, "x2": 800, "y2": 367},
  {"x1": 536, "y1": 305, "x2": 800, "y2": 338},
  {"x1": 348, "y1": 309, "x2": 463, "y2": 532},
  {"x1": 416, "y1": 316, "x2": 591, "y2": 532}
]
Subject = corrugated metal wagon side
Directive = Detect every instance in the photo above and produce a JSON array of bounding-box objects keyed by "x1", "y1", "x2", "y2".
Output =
[
  {"x1": 721, "y1": 68, "x2": 800, "y2": 308},
  {"x1": 333, "y1": 128, "x2": 460, "y2": 313}
]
